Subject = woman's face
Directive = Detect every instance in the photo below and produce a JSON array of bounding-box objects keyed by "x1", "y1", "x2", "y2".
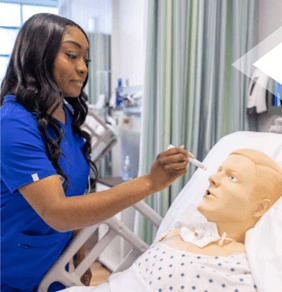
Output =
[
  {"x1": 53, "y1": 26, "x2": 90, "y2": 97},
  {"x1": 198, "y1": 154, "x2": 258, "y2": 224}
]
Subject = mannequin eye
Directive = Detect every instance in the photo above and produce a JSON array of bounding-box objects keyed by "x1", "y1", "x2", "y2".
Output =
[{"x1": 229, "y1": 175, "x2": 237, "y2": 182}]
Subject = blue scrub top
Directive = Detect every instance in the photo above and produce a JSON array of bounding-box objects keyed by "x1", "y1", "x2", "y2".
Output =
[{"x1": 1, "y1": 95, "x2": 91, "y2": 291}]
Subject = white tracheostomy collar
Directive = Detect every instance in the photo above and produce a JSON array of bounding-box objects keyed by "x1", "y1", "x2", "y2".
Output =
[
  {"x1": 159, "y1": 204, "x2": 234, "y2": 248},
  {"x1": 180, "y1": 225, "x2": 234, "y2": 248}
]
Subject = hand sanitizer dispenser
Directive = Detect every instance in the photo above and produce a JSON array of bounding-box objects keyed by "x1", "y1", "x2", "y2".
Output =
[{"x1": 122, "y1": 155, "x2": 132, "y2": 181}]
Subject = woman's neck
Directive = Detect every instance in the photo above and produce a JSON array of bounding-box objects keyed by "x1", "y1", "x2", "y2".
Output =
[{"x1": 48, "y1": 102, "x2": 66, "y2": 125}]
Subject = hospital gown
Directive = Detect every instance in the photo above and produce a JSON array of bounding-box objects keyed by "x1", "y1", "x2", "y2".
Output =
[{"x1": 135, "y1": 241, "x2": 258, "y2": 292}]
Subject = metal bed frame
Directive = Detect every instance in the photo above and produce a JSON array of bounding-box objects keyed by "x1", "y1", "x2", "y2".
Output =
[{"x1": 38, "y1": 201, "x2": 162, "y2": 291}]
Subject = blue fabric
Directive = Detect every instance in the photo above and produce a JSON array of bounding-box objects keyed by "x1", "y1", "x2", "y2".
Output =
[{"x1": 1, "y1": 95, "x2": 90, "y2": 291}]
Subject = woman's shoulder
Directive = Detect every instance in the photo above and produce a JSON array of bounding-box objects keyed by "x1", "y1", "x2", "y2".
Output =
[
  {"x1": 1, "y1": 95, "x2": 41, "y2": 141},
  {"x1": 1, "y1": 95, "x2": 39, "y2": 124}
]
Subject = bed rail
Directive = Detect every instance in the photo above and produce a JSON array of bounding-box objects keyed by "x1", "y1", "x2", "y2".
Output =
[{"x1": 38, "y1": 200, "x2": 162, "y2": 291}]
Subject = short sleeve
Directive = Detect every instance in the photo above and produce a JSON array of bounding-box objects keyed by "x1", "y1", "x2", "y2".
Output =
[{"x1": 1, "y1": 104, "x2": 57, "y2": 194}]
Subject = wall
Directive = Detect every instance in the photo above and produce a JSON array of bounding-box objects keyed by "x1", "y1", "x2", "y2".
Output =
[
  {"x1": 257, "y1": 0, "x2": 282, "y2": 132},
  {"x1": 111, "y1": 0, "x2": 146, "y2": 93},
  {"x1": 58, "y1": 0, "x2": 111, "y2": 34},
  {"x1": 58, "y1": 0, "x2": 146, "y2": 95},
  {"x1": 110, "y1": 0, "x2": 146, "y2": 176}
]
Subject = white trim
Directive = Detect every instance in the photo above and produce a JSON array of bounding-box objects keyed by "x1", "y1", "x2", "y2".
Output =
[{"x1": 31, "y1": 173, "x2": 39, "y2": 182}]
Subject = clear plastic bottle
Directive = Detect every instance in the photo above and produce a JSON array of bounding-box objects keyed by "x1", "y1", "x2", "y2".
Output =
[{"x1": 122, "y1": 155, "x2": 132, "y2": 181}]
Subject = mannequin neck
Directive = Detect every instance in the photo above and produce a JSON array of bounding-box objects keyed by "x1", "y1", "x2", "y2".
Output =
[{"x1": 215, "y1": 219, "x2": 256, "y2": 244}]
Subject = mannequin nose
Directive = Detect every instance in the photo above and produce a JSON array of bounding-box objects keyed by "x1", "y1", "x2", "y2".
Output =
[{"x1": 209, "y1": 173, "x2": 219, "y2": 186}]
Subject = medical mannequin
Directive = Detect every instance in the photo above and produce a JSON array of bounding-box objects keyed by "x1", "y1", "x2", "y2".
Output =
[
  {"x1": 0, "y1": 14, "x2": 191, "y2": 291},
  {"x1": 132, "y1": 149, "x2": 282, "y2": 292},
  {"x1": 160, "y1": 148, "x2": 282, "y2": 254}
]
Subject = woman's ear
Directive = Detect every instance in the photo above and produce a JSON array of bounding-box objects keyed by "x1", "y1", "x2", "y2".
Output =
[{"x1": 253, "y1": 199, "x2": 272, "y2": 218}]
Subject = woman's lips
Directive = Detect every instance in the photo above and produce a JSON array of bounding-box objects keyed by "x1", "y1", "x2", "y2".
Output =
[{"x1": 71, "y1": 80, "x2": 84, "y2": 86}]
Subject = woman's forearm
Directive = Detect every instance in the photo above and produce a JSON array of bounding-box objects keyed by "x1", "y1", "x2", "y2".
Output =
[
  {"x1": 19, "y1": 146, "x2": 190, "y2": 232},
  {"x1": 47, "y1": 174, "x2": 155, "y2": 232}
]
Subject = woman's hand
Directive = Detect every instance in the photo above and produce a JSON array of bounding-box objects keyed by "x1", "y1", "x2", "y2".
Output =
[
  {"x1": 80, "y1": 268, "x2": 92, "y2": 286},
  {"x1": 147, "y1": 146, "x2": 193, "y2": 193},
  {"x1": 73, "y1": 249, "x2": 92, "y2": 285},
  {"x1": 72, "y1": 230, "x2": 92, "y2": 286}
]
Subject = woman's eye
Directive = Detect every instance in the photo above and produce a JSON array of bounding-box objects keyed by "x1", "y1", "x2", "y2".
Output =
[
  {"x1": 229, "y1": 175, "x2": 237, "y2": 182},
  {"x1": 84, "y1": 58, "x2": 91, "y2": 64},
  {"x1": 66, "y1": 53, "x2": 77, "y2": 59}
]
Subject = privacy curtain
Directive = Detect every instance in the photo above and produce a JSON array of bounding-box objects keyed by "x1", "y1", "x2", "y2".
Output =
[
  {"x1": 136, "y1": 0, "x2": 258, "y2": 244},
  {"x1": 87, "y1": 32, "x2": 112, "y2": 179},
  {"x1": 87, "y1": 32, "x2": 111, "y2": 106}
]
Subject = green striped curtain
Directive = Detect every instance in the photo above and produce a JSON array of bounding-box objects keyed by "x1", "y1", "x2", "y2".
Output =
[
  {"x1": 87, "y1": 32, "x2": 112, "y2": 179},
  {"x1": 87, "y1": 32, "x2": 111, "y2": 105},
  {"x1": 136, "y1": 0, "x2": 258, "y2": 244}
]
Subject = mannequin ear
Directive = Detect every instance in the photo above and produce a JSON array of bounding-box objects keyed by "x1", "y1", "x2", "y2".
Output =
[{"x1": 253, "y1": 199, "x2": 272, "y2": 218}]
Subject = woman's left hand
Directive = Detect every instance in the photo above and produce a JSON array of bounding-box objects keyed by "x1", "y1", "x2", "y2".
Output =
[
  {"x1": 72, "y1": 230, "x2": 92, "y2": 286},
  {"x1": 73, "y1": 249, "x2": 92, "y2": 286},
  {"x1": 80, "y1": 268, "x2": 92, "y2": 286}
]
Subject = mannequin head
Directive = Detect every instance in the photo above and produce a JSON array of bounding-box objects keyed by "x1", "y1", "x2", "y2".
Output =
[{"x1": 198, "y1": 149, "x2": 282, "y2": 241}]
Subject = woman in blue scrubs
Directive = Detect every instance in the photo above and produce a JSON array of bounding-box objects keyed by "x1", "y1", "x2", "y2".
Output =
[{"x1": 0, "y1": 13, "x2": 192, "y2": 292}]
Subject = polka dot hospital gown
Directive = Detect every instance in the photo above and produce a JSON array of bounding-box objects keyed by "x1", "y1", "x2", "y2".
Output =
[{"x1": 134, "y1": 241, "x2": 258, "y2": 292}]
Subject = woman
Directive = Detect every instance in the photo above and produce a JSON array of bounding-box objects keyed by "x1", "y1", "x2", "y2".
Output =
[{"x1": 0, "y1": 13, "x2": 191, "y2": 291}]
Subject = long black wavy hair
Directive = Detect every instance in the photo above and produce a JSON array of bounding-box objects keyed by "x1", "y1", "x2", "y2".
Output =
[{"x1": 0, "y1": 13, "x2": 98, "y2": 193}]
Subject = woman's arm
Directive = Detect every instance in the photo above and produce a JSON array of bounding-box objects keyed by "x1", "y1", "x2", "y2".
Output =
[{"x1": 18, "y1": 147, "x2": 192, "y2": 232}]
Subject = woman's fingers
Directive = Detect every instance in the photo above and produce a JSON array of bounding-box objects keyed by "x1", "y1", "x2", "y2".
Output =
[
  {"x1": 158, "y1": 153, "x2": 188, "y2": 165},
  {"x1": 148, "y1": 146, "x2": 193, "y2": 193},
  {"x1": 157, "y1": 146, "x2": 193, "y2": 170},
  {"x1": 162, "y1": 161, "x2": 189, "y2": 171},
  {"x1": 80, "y1": 268, "x2": 92, "y2": 286},
  {"x1": 165, "y1": 146, "x2": 194, "y2": 158}
]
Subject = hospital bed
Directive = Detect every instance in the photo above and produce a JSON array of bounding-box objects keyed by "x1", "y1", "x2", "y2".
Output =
[
  {"x1": 39, "y1": 131, "x2": 282, "y2": 292},
  {"x1": 81, "y1": 107, "x2": 118, "y2": 164}
]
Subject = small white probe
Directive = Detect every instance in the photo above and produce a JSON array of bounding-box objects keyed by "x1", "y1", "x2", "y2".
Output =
[{"x1": 167, "y1": 144, "x2": 207, "y2": 170}]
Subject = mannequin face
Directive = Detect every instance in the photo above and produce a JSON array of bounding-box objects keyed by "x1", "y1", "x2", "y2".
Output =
[{"x1": 198, "y1": 154, "x2": 258, "y2": 224}]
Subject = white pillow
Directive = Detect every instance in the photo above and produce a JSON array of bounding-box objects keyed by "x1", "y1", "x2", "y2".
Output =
[{"x1": 246, "y1": 195, "x2": 282, "y2": 292}]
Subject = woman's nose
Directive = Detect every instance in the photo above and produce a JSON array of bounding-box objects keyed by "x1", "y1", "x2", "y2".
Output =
[{"x1": 77, "y1": 58, "x2": 88, "y2": 76}]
